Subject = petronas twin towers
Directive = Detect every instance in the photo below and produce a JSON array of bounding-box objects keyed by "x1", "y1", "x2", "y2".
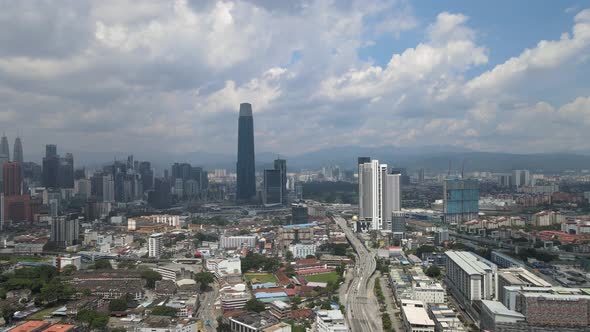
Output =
[{"x1": 0, "y1": 135, "x2": 24, "y2": 163}]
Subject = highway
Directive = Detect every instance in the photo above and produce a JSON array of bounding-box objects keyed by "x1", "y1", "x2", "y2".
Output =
[{"x1": 333, "y1": 216, "x2": 381, "y2": 332}]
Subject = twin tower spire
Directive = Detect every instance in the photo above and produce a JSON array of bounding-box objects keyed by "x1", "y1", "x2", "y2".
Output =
[{"x1": 0, "y1": 134, "x2": 24, "y2": 163}]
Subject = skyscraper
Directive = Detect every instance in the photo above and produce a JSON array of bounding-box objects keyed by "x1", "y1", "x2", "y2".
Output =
[
  {"x1": 42, "y1": 144, "x2": 59, "y2": 188},
  {"x1": 3, "y1": 162, "x2": 22, "y2": 196},
  {"x1": 0, "y1": 135, "x2": 9, "y2": 161},
  {"x1": 236, "y1": 103, "x2": 256, "y2": 201},
  {"x1": 13, "y1": 137, "x2": 23, "y2": 164},
  {"x1": 443, "y1": 176, "x2": 479, "y2": 224},
  {"x1": 358, "y1": 160, "x2": 401, "y2": 231},
  {"x1": 274, "y1": 158, "x2": 287, "y2": 204},
  {"x1": 263, "y1": 168, "x2": 282, "y2": 206},
  {"x1": 46, "y1": 144, "x2": 57, "y2": 158},
  {"x1": 139, "y1": 161, "x2": 153, "y2": 192}
]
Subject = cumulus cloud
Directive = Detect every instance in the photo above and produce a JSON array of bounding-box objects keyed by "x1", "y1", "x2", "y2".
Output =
[{"x1": 0, "y1": 1, "x2": 588, "y2": 160}]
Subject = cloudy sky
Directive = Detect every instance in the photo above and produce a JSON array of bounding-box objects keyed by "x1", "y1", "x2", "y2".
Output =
[{"x1": 1, "y1": 0, "x2": 590, "y2": 161}]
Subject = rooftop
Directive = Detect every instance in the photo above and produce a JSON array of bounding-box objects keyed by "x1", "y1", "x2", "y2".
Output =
[
  {"x1": 481, "y1": 300, "x2": 525, "y2": 319},
  {"x1": 402, "y1": 306, "x2": 435, "y2": 327},
  {"x1": 9, "y1": 321, "x2": 51, "y2": 332},
  {"x1": 446, "y1": 251, "x2": 496, "y2": 276},
  {"x1": 40, "y1": 324, "x2": 76, "y2": 332}
]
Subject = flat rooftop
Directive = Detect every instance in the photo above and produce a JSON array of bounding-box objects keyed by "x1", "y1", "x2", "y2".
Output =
[
  {"x1": 446, "y1": 251, "x2": 496, "y2": 275},
  {"x1": 403, "y1": 306, "x2": 435, "y2": 327}
]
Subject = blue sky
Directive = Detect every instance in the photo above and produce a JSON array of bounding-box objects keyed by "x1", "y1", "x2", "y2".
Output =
[{"x1": 0, "y1": 0, "x2": 589, "y2": 160}]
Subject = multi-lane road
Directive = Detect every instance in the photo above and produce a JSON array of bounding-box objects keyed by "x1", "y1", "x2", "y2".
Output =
[{"x1": 334, "y1": 216, "x2": 381, "y2": 332}]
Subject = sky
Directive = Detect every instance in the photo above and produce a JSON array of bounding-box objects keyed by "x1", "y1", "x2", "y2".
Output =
[{"x1": 1, "y1": 0, "x2": 590, "y2": 161}]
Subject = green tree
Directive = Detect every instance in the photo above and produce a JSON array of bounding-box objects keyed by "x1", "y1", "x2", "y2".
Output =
[
  {"x1": 109, "y1": 298, "x2": 128, "y2": 312},
  {"x1": 194, "y1": 272, "x2": 215, "y2": 291},
  {"x1": 285, "y1": 250, "x2": 294, "y2": 261},
  {"x1": 244, "y1": 299, "x2": 266, "y2": 313},
  {"x1": 425, "y1": 265, "x2": 441, "y2": 278},
  {"x1": 151, "y1": 306, "x2": 177, "y2": 317},
  {"x1": 76, "y1": 310, "x2": 109, "y2": 328},
  {"x1": 92, "y1": 260, "x2": 113, "y2": 270},
  {"x1": 39, "y1": 279, "x2": 75, "y2": 303},
  {"x1": 61, "y1": 264, "x2": 77, "y2": 276},
  {"x1": 141, "y1": 270, "x2": 162, "y2": 289}
]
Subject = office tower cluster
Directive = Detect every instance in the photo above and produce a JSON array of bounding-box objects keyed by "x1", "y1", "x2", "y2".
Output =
[
  {"x1": 357, "y1": 157, "x2": 401, "y2": 232},
  {"x1": 170, "y1": 162, "x2": 208, "y2": 200},
  {"x1": 42, "y1": 144, "x2": 74, "y2": 189}
]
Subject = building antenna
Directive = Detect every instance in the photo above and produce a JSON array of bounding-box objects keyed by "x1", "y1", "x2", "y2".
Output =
[
  {"x1": 461, "y1": 159, "x2": 465, "y2": 179},
  {"x1": 448, "y1": 160, "x2": 452, "y2": 176}
]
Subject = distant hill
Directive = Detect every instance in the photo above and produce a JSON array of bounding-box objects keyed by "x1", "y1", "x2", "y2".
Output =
[{"x1": 62, "y1": 145, "x2": 590, "y2": 174}]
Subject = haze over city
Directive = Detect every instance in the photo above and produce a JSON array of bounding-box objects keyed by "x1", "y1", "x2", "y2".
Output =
[{"x1": 1, "y1": 0, "x2": 590, "y2": 163}]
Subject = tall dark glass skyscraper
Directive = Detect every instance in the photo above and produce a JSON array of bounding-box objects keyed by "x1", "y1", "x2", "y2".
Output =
[
  {"x1": 0, "y1": 135, "x2": 9, "y2": 161},
  {"x1": 236, "y1": 103, "x2": 256, "y2": 201},
  {"x1": 13, "y1": 137, "x2": 23, "y2": 164}
]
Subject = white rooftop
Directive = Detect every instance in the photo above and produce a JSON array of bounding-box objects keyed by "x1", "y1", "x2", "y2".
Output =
[{"x1": 403, "y1": 306, "x2": 435, "y2": 327}]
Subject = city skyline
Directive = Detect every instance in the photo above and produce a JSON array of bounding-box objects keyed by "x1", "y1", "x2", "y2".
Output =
[{"x1": 0, "y1": 1, "x2": 589, "y2": 158}]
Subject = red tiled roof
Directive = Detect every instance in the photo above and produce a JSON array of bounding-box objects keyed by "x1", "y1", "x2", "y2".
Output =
[{"x1": 289, "y1": 309, "x2": 313, "y2": 319}]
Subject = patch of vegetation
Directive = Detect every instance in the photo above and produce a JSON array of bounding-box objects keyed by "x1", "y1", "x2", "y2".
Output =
[{"x1": 304, "y1": 272, "x2": 339, "y2": 284}]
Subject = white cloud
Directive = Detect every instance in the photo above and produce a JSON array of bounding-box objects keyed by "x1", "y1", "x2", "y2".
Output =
[
  {"x1": 465, "y1": 9, "x2": 590, "y2": 95},
  {"x1": 0, "y1": 1, "x2": 588, "y2": 158}
]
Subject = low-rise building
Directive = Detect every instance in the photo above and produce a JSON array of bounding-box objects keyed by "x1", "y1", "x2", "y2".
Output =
[
  {"x1": 412, "y1": 282, "x2": 445, "y2": 304},
  {"x1": 400, "y1": 300, "x2": 435, "y2": 332},
  {"x1": 288, "y1": 243, "x2": 316, "y2": 258},
  {"x1": 429, "y1": 305, "x2": 465, "y2": 332},
  {"x1": 270, "y1": 300, "x2": 291, "y2": 320},
  {"x1": 315, "y1": 310, "x2": 348, "y2": 332},
  {"x1": 228, "y1": 312, "x2": 279, "y2": 332}
]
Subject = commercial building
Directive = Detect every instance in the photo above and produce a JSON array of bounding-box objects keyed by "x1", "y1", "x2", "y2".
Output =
[
  {"x1": 270, "y1": 300, "x2": 291, "y2": 320},
  {"x1": 490, "y1": 251, "x2": 526, "y2": 269},
  {"x1": 228, "y1": 312, "x2": 280, "y2": 332},
  {"x1": 236, "y1": 103, "x2": 256, "y2": 202},
  {"x1": 206, "y1": 257, "x2": 242, "y2": 278},
  {"x1": 496, "y1": 267, "x2": 551, "y2": 305},
  {"x1": 288, "y1": 243, "x2": 316, "y2": 258},
  {"x1": 54, "y1": 256, "x2": 82, "y2": 271},
  {"x1": 148, "y1": 233, "x2": 163, "y2": 258},
  {"x1": 428, "y1": 305, "x2": 466, "y2": 332},
  {"x1": 443, "y1": 177, "x2": 479, "y2": 224},
  {"x1": 3, "y1": 162, "x2": 22, "y2": 196},
  {"x1": 263, "y1": 168, "x2": 282, "y2": 206},
  {"x1": 445, "y1": 251, "x2": 497, "y2": 307},
  {"x1": 434, "y1": 228, "x2": 449, "y2": 246},
  {"x1": 315, "y1": 310, "x2": 348, "y2": 332},
  {"x1": 274, "y1": 159, "x2": 287, "y2": 205},
  {"x1": 400, "y1": 300, "x2": 435, "y2": 332},
  {"x1": 479, "y1": 300, "x2": 525, "y2": 332},
  {"x1": 392, "y1": 212, "x2": 406, "y2": 239},
  {"x1": 291, "y1": 204, "x2": 308, "y2": 225},
  {"x1": 358, "y1": 159, "x2": 401, "y2": 231},
  {"x1": 220, "y1": 235, "x2": 257, "y2": 249},
  {"x1": 412, "y1": 282, "x2": 446, "y2": 304}
]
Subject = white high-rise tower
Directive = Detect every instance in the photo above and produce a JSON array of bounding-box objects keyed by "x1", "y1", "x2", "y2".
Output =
[{"x1": 358, "y1": 159, "x2": 401, "y2": 231}]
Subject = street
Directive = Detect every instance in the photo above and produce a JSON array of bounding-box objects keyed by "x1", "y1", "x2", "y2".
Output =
[{"x1": 333, "y1": 216, "x2": 381, "y2": 332}]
